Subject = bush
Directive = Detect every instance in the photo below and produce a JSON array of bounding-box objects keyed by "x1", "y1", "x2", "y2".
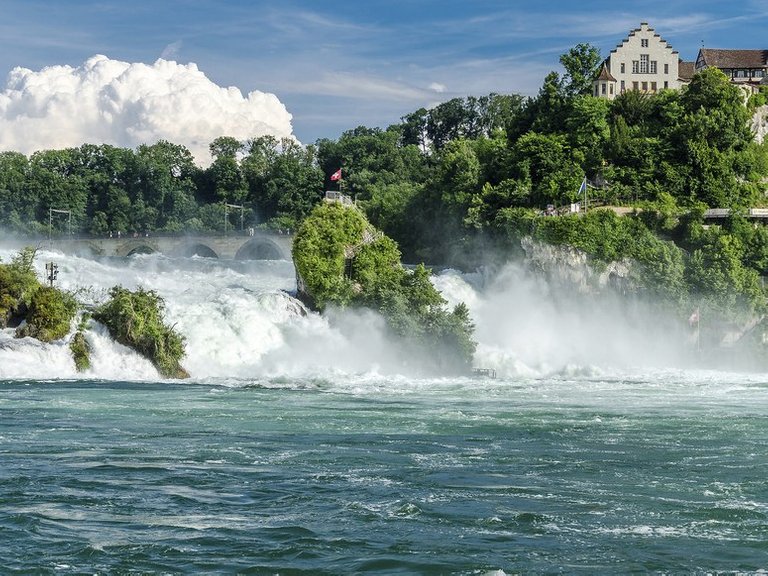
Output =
[
  {"x1": 70, "y1": 331, "x2": 91, "y2": 372},
  {"x1": 0, "y1": 247, "x2": 40, "y2": 327},
  {"x1": 15, "y1": 286, "x2": 77, "y2": 342},
  {"x1": 93, "y1": 286, "x2": 188, "y2": 378},
  {"x1": 69, "y1": 313, "x2": 92, "y2": 372}
]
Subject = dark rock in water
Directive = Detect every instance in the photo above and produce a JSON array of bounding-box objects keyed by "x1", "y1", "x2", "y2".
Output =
[{"x1": 280, "y1": 289, "x2": 309, "y2": 317}]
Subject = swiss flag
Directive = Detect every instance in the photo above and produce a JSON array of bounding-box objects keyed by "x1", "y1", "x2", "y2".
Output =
[{"x1": 330, "y1": 168, "x2": 342, "y2": 181}]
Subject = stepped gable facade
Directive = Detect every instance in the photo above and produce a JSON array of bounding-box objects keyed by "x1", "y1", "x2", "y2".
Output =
[{"x1": 593, "y1": 22, "x2": 684, "y2": 100}]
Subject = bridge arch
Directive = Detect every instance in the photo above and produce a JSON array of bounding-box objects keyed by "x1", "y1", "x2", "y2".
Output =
[
  {"x1": 126, "y1": 245, "x2": 157, "y2": 257},
  {"x1": 174, "y1": 243, "x2": 220, "y2": 259},
  {"x1": 114, "y1": 241, "x2": 160, "y2": 257},
  {"x1": 235, "y1": 238, "x2": 285, "y2": 260}
]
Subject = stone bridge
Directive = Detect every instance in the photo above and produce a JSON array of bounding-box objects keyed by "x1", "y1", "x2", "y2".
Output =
[{"x1": 43, "y1": 231, "x2": 294, "y2": 261}]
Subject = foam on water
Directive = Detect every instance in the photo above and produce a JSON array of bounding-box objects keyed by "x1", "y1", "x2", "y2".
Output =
[{"x1": 0, "y1": 243, "x2": 758, "y2": 386}]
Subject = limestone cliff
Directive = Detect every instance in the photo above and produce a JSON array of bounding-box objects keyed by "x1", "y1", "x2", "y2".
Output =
[{"x1": 520, "y1": 236, "x2": 638, "y2": 295}]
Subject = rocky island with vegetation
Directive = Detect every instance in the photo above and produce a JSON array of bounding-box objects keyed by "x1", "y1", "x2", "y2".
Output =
[
  {"x1": 293, "y1": 200, "x2": 476, "y2": 374},
  {"x1": 0, "y1": 247, "x2": 188, "y2": 378}
]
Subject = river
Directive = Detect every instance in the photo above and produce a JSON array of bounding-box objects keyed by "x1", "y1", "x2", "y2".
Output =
[{"x1": 1, "y1": 245, "x2": 767, "y2": 574}]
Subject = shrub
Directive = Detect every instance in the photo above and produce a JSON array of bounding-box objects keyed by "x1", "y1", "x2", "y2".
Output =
[
  {"x1": 15, "y1": 286, "x2": 77, "y2": 342},
  {"x1": 69, "y1": 313, "x2": 92, "y2": 372},
  {"x1": 0, "y1": 247, "x2": 40, "y2": 327},
  {"x1": 70, "y1": 331, "x2": 91, "y2": 372},
  {"x1": 93, "y1": 286, "x2": 188, "y2": 379}
]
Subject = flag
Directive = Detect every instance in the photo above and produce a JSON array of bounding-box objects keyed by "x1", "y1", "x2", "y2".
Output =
[
  {"x1": 578, "y1": 177, "x2": 587, "y2": 195},
  {"x1": 330, "y1": 168, "x2": 342, "y2": 181}
]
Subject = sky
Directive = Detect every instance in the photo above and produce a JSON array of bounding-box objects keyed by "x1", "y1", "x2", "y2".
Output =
[{"x1": 0, "y1": 0, "x2": 766, "y2": 164}]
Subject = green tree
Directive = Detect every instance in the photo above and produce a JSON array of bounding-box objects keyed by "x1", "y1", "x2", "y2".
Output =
[
  {"x1": 512, "y1": 132, "x2": 582, "y2": 207},
  {"x1": 0, "y1": 152, "x2": 31, "y2": 231},
  {"x1": 206, "y1": 136, "x2": 247, "y2": 203},
  {"x1": 135, "y1": 140, "x2": 200, "y2": 230},
  {"x1": 559, "y1": 43, "x2": 603, "y2": 98}
]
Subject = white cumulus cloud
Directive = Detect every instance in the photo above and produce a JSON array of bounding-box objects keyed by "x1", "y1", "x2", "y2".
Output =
[{"x1": 0, "y1": 54, "x2": 294, "y2": 166}]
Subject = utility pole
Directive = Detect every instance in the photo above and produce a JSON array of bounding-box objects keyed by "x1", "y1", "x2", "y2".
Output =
[{"x1": 45, "y1": 262, "x2": 59, "y2": 287}]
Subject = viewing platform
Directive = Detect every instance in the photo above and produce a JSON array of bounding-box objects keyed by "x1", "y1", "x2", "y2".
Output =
[{"x1": 324, "y1": 191, "x2": 355, "y2": 207}]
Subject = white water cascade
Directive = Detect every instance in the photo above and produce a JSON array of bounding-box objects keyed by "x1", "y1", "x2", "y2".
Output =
[{"x1": 0, "y1": 244, "x2": 700, "y2": 383}]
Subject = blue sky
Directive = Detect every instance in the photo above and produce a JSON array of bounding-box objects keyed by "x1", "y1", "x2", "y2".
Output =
[{"x1": 1, "y1": 0, "x2": 767, "y2": 145}]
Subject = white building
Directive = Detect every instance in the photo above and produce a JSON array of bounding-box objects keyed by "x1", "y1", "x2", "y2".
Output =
[{"x1": 593, "y1": 22, "x2": 690, "y2": 100}]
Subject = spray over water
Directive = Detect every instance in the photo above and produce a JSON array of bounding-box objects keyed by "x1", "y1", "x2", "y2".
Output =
[{"x1": 1, "y1": 245, "x2": 700, "y2": 383}]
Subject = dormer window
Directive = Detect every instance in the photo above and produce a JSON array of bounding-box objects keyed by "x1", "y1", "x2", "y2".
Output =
[{"x1": 641, "y1": 39, "x2": 649, "y2": 48}]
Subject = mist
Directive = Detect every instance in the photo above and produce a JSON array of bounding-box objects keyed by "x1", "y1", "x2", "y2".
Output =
[
  {"x1": 0, "y1": 244, "x2": 723, "y2": 382},
  {"x1": 433, "y1": 263, "x2": 696, "y2": 376},
  {"x1": 0, "y1": 55, "x2": 294, "y2": 166}
]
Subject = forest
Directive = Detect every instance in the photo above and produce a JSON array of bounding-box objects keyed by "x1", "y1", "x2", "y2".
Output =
[{"x1": 1, "y1": 44, "x2": 768, "y2": 320}]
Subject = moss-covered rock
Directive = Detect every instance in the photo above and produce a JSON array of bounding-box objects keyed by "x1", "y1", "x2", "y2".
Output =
[
  {"x1": 293, "y1": 202, "x2": 476, "y2": 374},
  {"x1": 70, "y1": 330, "x2": 91, "y2": 372},
  {"x1": 69, "y1": 313, "x2": 92, "y2": 372},
  {"x1": 93, "y1": 286, "x2": 189, "y2": 379}
]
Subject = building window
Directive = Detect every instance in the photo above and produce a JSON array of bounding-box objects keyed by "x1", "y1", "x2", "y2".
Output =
[
  {"x1": 621, "y1": 62, "x2": 625, "y2": 74},
  {"x1": 601, "y1": 83, "x2": 606, "y2": 95},
  {"x1": 641, "y1": 39, "x2": 649, "y2": 48},
  {"x1": 621, "y1": 80, "x2": 625, "y2": 92},
  {"x1": 755, "y1": 70, "x2": 765, "y2": 78},
  {"x1": 610, "y1": 84, "x2": 614, "y2": 95},
  {"x1": 651, "y1": 82, "x2": 657, "y2": 92},
  {"x1": 664, "y1": 81, "x2": 669, "y2": 88},
  {"x1": 633, "y1": 81, "x2": 639, "y2": 90},
  {"x1": 650, "y1": 61, "x2": 657, "y2": 74},
  {"x1": 632, "y1": 61, "x2": 639, "y2": 74},
  {"x1": 642, "y1": 81, "x2": 648, "y2": 91},
  {"x1": 664, "y1": 63, "x2": 669, "y2": 74},
  {"x1": 640, "y1": 54, "x2": 649, "y2": 74}
]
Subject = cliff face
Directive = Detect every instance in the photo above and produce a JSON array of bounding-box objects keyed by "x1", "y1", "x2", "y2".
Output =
[
  {"x1": 752, "y1": 105, "x2": 768, "y2": 144},
  {"x1": 520, "y1": 236, "x2": 637, "y2": 295},
  {"x1": 520, "y1": 236, "x2": 768, "y2": 356}
]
